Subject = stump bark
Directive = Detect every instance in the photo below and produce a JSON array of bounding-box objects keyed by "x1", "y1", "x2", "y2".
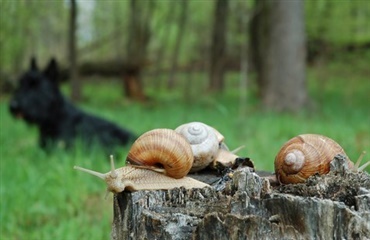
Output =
[{"x1": 111, "y1": 156, "x2": 370, "y2": 239}]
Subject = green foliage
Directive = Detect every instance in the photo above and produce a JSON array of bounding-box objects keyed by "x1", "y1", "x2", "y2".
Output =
[
  {"x1": 2, "y1": 0, "x2": 369, "y2": 74},
  {"x1": 1, "y1": 52, "x2": 369, "y2": 239},
  {"x1": 0, "y1": 0, "x2": 68, "y2": 73},
  {"x1": 305, "y1": 0, "x2": 370, "y2": 45}
]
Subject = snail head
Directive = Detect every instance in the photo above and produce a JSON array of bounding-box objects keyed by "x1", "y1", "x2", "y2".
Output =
[{"x1": 74, "y1": 155, "x2": 131, "y2": 193}]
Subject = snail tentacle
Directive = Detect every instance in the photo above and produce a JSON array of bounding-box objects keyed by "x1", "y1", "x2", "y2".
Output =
[
  {"x1": 73, "y1": 166, "x2": 106, "y2": 180},
  {"x1": 110, "y1": 155, "x2": 117, "y2": 178},
  {"x1": 354, "y1": 151, "x2": 370, "y2": 171}
]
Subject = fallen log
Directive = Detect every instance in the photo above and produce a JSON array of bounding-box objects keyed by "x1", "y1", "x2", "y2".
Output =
[{"x1": 111, "y1": 156, "x2": 370, "y2": 239}]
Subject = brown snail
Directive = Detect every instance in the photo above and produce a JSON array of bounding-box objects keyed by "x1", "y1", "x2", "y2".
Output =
[
  {"x1": 74, "y1": 129, "x2": 209, "y2": 193},
  {"x1": 126, "y1": 128, "x2": 193, "y2": 179},
  {"x1": 274, "y1": 134, "x2": 369, "y2": 184}
]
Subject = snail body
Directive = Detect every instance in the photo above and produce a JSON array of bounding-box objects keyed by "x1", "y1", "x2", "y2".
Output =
[
  {"x1": 212, "y1": 146, "x2": 252, "y2": 169},
  {"x1": 275, "y1": 134, "x2": 354, "y2": 184},
  {"x1": 74, "y1": 156, "x2": 209, "y2": 193}
]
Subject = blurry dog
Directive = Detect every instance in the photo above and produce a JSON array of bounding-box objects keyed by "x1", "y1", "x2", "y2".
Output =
[{"x1": 9, "y1": 58, "x2": 136, "y2": 153}]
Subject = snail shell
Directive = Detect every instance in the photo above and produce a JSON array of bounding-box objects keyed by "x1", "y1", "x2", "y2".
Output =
[
  {"x1": 74, "y1": 156, "x2": 208, "y2": 193},
  {"x1": 275, "y1": 134, "x2": 354, "y2": 184},
  {"x1": 175, "y1": 122, "x2": 220, "y2": 172},
  {"x1": 126, "y1": 128, "x2": 194, "y2": 179}
]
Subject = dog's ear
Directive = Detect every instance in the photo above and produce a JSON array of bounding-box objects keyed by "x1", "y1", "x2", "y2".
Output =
[
  {"x1": 44, "y1": 58, "x2": 59, "y2": 83},
  {"x1": 30, "y1": 57, "x2": 38, "y2": 71}
]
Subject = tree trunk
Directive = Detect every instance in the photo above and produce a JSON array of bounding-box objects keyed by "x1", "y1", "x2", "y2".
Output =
[
  {"x1": 249, "y1": 0, "x2": 265, "y2": 97},
  {"x1": 152, "y1": 1, "x2": 176, "y2": 91},
  {"x1": 68, "y1": 0, "x2": 80, "y2": 102},
  {"x1": 209, "y1": 0, "x2": 229, "y2": 92},
  {"x1": 122, "y1": 67, "x2": 147, "y2": 101},
  {"x1": 251, "y1": 0, "x2": 307, "y2": 112},
  {"x1": 167, "y1": 0, "x2": 188, "y2": 90},
  {"x1": 113, "y1": 2, "x2": 124, "y2": 62},
  {"x1": 111, "y1": 156, "x2": 370, "y2": 239},
  {"x1": 123, "y1": 0, "x2": 153, "y2": 102}
]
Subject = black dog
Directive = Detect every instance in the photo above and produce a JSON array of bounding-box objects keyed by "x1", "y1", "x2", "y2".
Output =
[{"x1": 9, "y1": 58, "x2": 136, "y2": 153}]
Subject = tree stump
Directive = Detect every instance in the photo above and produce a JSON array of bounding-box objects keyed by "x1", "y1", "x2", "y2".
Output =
[{"x1": 111, "y1": 156, "x2": 370, "y2": 239}]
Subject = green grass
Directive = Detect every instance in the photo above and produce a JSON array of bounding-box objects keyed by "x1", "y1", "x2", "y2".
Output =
[{"x1": 1, "y1": 53, "x2": 369, "y2": 239}]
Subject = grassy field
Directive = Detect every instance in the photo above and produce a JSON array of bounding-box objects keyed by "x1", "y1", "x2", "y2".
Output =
[{"x1": 1, "y1": 52, "x2": 369, "y2": 239}]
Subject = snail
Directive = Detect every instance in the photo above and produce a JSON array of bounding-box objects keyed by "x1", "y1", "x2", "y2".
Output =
[
  {"x1": 74, "y1": 129, "x2": 209, "y2": 193},
  {"x1": 126, "y1": 128, "x2": 193, "y2": 179},
  {"x1": 175, "y1": 121, "x2": 253, "y2": 171},
  {"x1": 274, "y1": 134, "x2": 369, "y2": 184},
  {"x1": 175, "y1": 122, "x2": 221, "y2": 172}
]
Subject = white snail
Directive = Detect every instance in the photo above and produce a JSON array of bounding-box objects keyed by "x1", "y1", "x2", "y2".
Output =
[
  {"x1": 175, "y1": 122, "x2": 250, "y2": 171},
  {"x1": 175, "y1": 122, "x2": 222, "y2": 172}
]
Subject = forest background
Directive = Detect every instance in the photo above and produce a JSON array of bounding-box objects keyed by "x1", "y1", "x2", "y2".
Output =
[{"x1": 0, "y1": 0, "x2": 369, "y2": 239}]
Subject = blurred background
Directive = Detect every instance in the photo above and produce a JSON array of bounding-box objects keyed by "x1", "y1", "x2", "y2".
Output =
[{"x1": 1, "y1": 0, "x2": 369, "y2": 239}]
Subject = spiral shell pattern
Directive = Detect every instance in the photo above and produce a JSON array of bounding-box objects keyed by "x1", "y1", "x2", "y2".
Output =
[
  {"x1": 175, "y1": 122, "x2": 219, "y2": 172},
  {"x1": 275, "y1": 134, "x2": 353, "y2": 184},
  {"x1": 127, "y1": 129, "x2": 193, "y2": 179}
]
